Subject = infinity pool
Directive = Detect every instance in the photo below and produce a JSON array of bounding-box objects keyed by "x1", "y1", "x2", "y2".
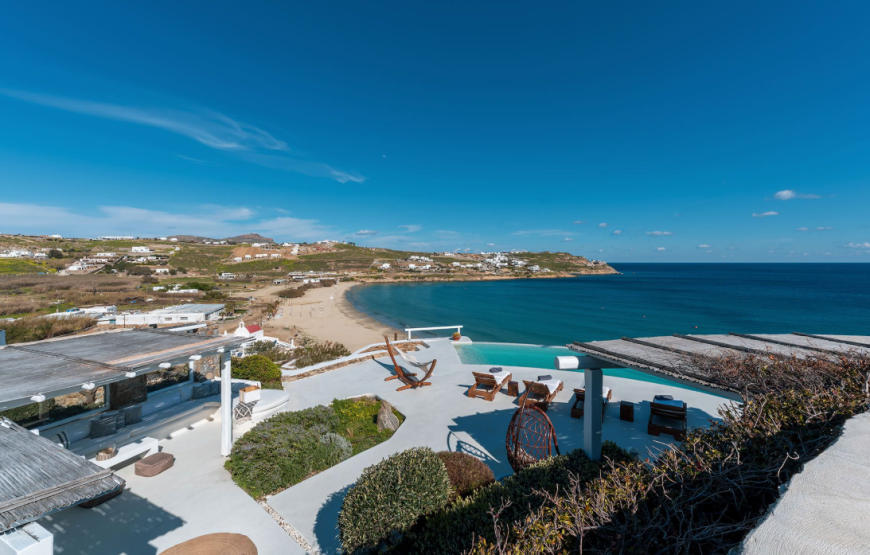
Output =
[{"x1": 454, "y1": 342, "x2": 714, "y2": 394}]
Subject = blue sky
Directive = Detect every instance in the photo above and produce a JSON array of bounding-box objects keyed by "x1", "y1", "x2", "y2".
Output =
[{"x1": 1, "y1": 2, "x2": 869, "y2": 261}]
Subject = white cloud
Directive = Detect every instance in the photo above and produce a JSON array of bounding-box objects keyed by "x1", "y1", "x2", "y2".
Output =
[
  {"x1": 798, "y1": 226, "x2": 832, "y2": 232},
  {"x1": 354, "y1": 229, "x2": 378, "y2": 236},
  {"x1": 0, "y1": 202, "x2": 333, "y2": 241},
  {"x1": 697, "y1": 244, "x2": 711, "y2": 248},
  {"x1": 796, "y1": 227, "x2": 809, "y2": 231},
  {"x1": 847, "y1": 242, "x2": 870, "y2": 248},
  {"x1": 646, "y1": 231, "x2": 673, "y2": 236},
  {"x1": 486, "y1": 243, "x2": 496, "y2": 247},
  {"x1": 562, "y1": 237, "x2": 574, "y2": 242},
  {"x1": 752, "y1": 211, "x2": 779, "y2": 218},
  {"x1": 774, "y1": 190, "x2": 821, "y2": 200},
  {"x1": 573, "y1": 220, "x2": 586, "y2": 224},
  {"x1": 397, "y1": 225, "x2": 422, "y2": 233},
  {"x1": 0, "y1": 88, "x2": 363, "y2": 184},
  {"x1": 512, "y1": 229, "x2": 573, "y2": 237},
  {"x1": 598, "y1": 223, "x2": 607, "y2": 228},
  {"x1": 656, "y1": 247, "x2": 666, "y2": 251},
  {"x1": 612, "y1": 230, "x2": 622, "y2": 235}
]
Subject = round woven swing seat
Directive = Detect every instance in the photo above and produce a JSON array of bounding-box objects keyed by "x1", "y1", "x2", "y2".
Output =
[
  {"x1": 506, "y1": 403, "x2": 559, "y2": 473},
  {"x1": 159, "y1": 533, "x2": 257, "y2": 555}
]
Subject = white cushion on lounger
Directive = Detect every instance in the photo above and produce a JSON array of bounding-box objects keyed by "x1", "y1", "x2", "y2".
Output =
[
  {"x1": 538, "y1": 379, "x2": 562, "y2": 394},
  {"x1": 490, "y1": 370, "x2": 511, "y2": 382}
]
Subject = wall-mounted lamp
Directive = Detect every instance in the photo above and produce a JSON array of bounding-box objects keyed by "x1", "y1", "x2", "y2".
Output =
[
  {"x1": 82, "y1": 382, "x2": 96, "y2": 391},
  {"x1": 158, "y1": 362, "x2": 172, "y2": 369},
  {"x1": 189, "y1": 355, "x2": 202, "y2": 361},
  {"x1": 125, "y1": 371, "x2": 137, "y2": 378},
  {"x1": 30, "y1": 394, "x2": 46, "y2": 403},
  {"x1": 216, "y1": 347, "x2": 225, "y2": 354}
]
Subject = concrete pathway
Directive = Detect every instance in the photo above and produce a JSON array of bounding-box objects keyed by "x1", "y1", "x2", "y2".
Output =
[{"x1": 269, "y1": 339, "x2": 732, "y2": 554}]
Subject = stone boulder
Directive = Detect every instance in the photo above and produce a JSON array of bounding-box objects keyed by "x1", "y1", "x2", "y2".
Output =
[{"x1": 377, "y1": 400, "x2": 400, "y2": 432}]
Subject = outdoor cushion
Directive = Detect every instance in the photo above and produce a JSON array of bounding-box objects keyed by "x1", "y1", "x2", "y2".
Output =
[
  {"x1": 159, "y1": 533, "x2": 257, "y2": 555},
  {"x1": 490, "y1": 370, "x2": 511, "y2": 383},
  {"x1": 654, "y1": 398, "x2": 684, "y2": 408},
  {"x1": 538, "y1": 379, "x2": 562, "y2": 394},
  {"x1": 135, "y1": 452, "x2": 175, "y2": 477},
  {"x1": 90, "y1": 415, "x2": 117, "y2": 438},
  {"x1": 120, "y1": 404, "x2": 142, "y2": 425},
  {"x1": 191, "y1": 383, "x2": 210, "y2": 400},
  {"x1": 489, "y1": 367, "x2": 503, "y2": 373},
  {"x1": 208, "y1": 380, "x2": 221, "y2": 396}
]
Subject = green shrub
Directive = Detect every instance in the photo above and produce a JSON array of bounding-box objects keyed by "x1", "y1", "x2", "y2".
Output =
[
  {"x1": 333, "y1": 397, "x2": 405, "y2": 455},
  {"x1": 339, "y1": 447, "x2": 452, "y2": 554},
  {"x1": 231, "y1": 355, "x2": 282, "y2": 384},
  {"x1": 0, "y1": 314, "x2": 96, "y2": 345},
  {"x1": 437, "y1": 452, "x2": 495, "y2": 500},
  {"x1": 398, "y1": 442, "x2": 631, "y2": 554},
  {"x1": 225, "y1": 406, "x2": 347, "y2": 498},
  {"x1": 321, "y1": 432, "x2": 353, "y2": 461},
  {"x1": 293, "y1": 339, "x2": 351, "y2": 368}
]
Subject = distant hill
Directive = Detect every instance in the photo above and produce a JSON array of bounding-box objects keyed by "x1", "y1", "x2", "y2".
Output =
[
  {"x1": 168, "y1": 233, "x2": 275, "y2": 244},
  {"x1": 223, "y1": 233, "x2": 274, "y2": 243}
]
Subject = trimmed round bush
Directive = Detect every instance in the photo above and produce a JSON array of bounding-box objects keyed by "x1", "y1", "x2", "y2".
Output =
[
  {"x1": 231, "y1": 355, "x2": 281, "y2": 383},
  {"x1": 339, "y1": 447, "x2": 452, "y2": 553},
  {"x1": 437, "y1": 451, "x2": 495, "y2": 499}
]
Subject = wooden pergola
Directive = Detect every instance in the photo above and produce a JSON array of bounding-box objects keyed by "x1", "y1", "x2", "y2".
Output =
[{"x1": 561, "y1": 333, "x2": 870, "y2": 460}]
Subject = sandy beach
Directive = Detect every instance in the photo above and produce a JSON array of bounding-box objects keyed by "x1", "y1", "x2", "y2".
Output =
[{"x1": 251, "y1": 282, "x2": 399, "y2": 352}]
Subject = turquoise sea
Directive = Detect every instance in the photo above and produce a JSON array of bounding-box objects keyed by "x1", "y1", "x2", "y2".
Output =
[{"x1": 347, "y1": 263, "x2": 870, "y2": 346}]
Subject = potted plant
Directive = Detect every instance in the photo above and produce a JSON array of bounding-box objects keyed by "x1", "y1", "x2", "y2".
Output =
[{"x1": 452, "y1": 331, "x2": 461, "y2": 341}]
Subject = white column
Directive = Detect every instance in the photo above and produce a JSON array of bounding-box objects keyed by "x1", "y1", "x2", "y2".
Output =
[
  {"x1": 584, "y1": 367, "x2": 603, "y2": 461},
  {"x1": 188, "y1": 355, "x2": 201, "y2": 382},
  {"x1": 220, "y1": 353, "x2": 233, "y2": 456}
]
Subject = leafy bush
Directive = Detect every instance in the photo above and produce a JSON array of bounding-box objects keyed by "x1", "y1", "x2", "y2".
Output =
[
  {"x1": 293, "y1": 339, "x2": 351, "y2": 368},
  {"x1": 398, "y1": 442, "x2": 630, "y2": 554},
  {"x1": 225, "y1": 406, "x2": 347, "y2": 498},
  {"x1": 128, "y1": 266, "x2": 152, "y2": 276},
  {"x1": 437, "y1": 452, "x2": 495, "y2": 500},
  {"x1": 333, "y1": 397, "x2": 405, "y2": 455},
  {"x1": 183, "y1": 281, "x2": 214, "y2": 291},
  {"x1": 231, "y1": 355, "x2": 282, "y2": 385},
  {"x1": 339, "y1": 447, "x2": 452, "y2": 554},
  {"x1": 245, "y1": 340, "x2": 290, "y2": 362},
  {"x1": 469, "y1": 353, "x2": 870, "y2": 554},
  {"x1": 277, "y1": 284, "x2": 312, "y2": 298},
  {"x1": 321, "y1": 432, "x2": 353, "y2": 461}
]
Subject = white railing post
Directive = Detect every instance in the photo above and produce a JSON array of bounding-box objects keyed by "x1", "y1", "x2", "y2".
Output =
[{"x1": 408, "y1": 330, "x2": 413, "y2": 341}]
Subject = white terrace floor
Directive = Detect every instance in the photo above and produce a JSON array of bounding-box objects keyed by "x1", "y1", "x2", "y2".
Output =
[{"x1": 46, "y1": 338, "x2": 732, "y2": 555}]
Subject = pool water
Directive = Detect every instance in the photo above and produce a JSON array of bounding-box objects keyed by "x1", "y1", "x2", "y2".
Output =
[{"x1": 454, "y1": 342, "x2": 713, "y2": 394}]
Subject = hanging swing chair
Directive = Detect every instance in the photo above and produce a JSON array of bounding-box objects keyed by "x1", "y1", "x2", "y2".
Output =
[{"x1": 505, "y1": 397, "x2": 560, "y2": 473}]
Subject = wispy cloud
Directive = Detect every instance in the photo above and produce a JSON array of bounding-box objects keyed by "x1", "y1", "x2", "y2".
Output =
[
  {"x1": 656, "y1": 247, "x2": 666, "y2": 251},
  {"x1": 0, "y1": 202, "x2": 334, "y2": 241},
  {"x1": 847, "y1": 242, "x2": 870, "y2": 248},
  {"x1": 612, "y1": 230, "x2": 622, "y2": 235},
  {"x1": 598, "y1": 223, "x2": 607, "y2": 228},
  {"x1": 774, "y1": 190, "x2": 821, "y2": 200},
  {"x1": 646, "y1": 231, "x2": 673, "y2": 236},
  {"x1": 697, "y1": 244, "x2": 711, "y2": 248},
  {"x1": 0, "y1": 88, "x2": 363, "y2": 184},
  {"x1": 797, "y1": 226, "x2": 833, "y2": 231},
  {"x1": 752, "y1": 211, "x2": 779, "y2": 218},
  {"x1": 486, "y1": 243, "x2": 496, "y2": 247},
  {"x1": 562, "y1": 237, "x2": 573, "y2": 242},
  {"x1": 573, "y1": 220, "x2": 586, "y2": 224},
  {"x1": 398, "y1": 225, "x2": 422, "y2": 233},
  {"x1": 354, "y1": 229, "x2": 378, "y2": 236}
]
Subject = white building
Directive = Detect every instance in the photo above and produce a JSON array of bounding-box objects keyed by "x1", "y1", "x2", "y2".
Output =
[
  {"x1": 233, "y1": 321, "x2": 264, "y2": 340},
  {"x1": 112, "y1": 304, "x2": 225, "y2": 326},
  {"x1": 155, "y1": 268, "x2": 170, "y2": 275},
  {"x1": 233, "y1": 257, "x2": 243, "y2": 262},
  {"x1": 219, "y1": 272, "x2": 236, "y2": 280},
  {"x1": 255, "y1": 253, "x2": 268, "y2": 259},
  {"x1": 378, "y1": 263, "x2": 391, "y2": 270},
  {"x1": 169, "y1": 238, "x2": 178, "y2": 242},
  {"x1": 131, "y1": 246, "x2": 151, "y2": 253},
  {"x1": 270, "y1": 253, "x2": 281, "y2": 258},
  {"x1": 98, "y1": 236, "x2": 134, "y2": 240},
  {"x1": 95, "y1": 252, "x2": 116, "y2": 257}
]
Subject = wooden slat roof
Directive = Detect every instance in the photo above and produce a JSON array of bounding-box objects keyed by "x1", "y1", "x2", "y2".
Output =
[
  {"x1": 0, "y1": 417, "x2": 125, "y2": 532},
  {"x1": 568, "y1": 332, "x2": 870, "y2": 397},
  {"x1": 0, "y1": 329, "x2": 248, "y2": 408}
]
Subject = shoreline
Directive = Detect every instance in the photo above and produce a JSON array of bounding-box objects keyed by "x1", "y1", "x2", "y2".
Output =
[{"x1": 257, "y1": 282, "x2": 401, "y2": 352}]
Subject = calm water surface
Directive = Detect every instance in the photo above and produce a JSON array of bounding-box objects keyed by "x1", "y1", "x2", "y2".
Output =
[{"x1": 347, "y1": 264, "x2": 870, "y2": 345}]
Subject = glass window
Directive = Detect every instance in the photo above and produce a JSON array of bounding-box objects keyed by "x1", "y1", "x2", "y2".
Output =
[{"x1": 0, "y1": 387, "x2": 107, "y2": 428}]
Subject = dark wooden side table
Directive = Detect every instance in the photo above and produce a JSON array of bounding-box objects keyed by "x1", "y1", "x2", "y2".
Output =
[
  {"x1": 507, "y1": 381, "x2": 519, "y2": 397},
  {"x1": 620, "y1": 401, "x2": 635, "y2": 422}
]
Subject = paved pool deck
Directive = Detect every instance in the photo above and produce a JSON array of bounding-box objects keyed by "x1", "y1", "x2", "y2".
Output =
[{"x1": 269, "y1": 338, "x2": 734, "y2": 554}]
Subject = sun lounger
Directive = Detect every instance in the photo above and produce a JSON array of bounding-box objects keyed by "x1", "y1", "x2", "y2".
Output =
[
  {"x1": 469, "y1": 370, "x2": 513, "y2": 401},
  {"x1": 647, "y1": 398, "x2": 688, "y2": 441},
  {"x1": 518, "y1": 379, "x2": 563, "y2": 411},
  {"x1": 570, "y1": 386, "x2": 612, "y2": 419},
  {"x1": 383, "y1": 336, "x2": 436, "y2": 391}
]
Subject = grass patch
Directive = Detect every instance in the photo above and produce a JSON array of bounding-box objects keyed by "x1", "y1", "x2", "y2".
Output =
[
  {"x1": 226, "y1": 397, "x2": 403, "y2": 498},
  {"x1": 0, "y1": 259, "x2": 56, "y2": 275}
]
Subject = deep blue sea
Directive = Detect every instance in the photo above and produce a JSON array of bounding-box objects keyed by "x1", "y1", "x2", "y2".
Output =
[{"x1": 346, "y1": 264, "x2": 870, "y2": 345}]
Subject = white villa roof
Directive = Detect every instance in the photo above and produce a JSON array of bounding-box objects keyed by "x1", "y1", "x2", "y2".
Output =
[{"x1": 151, "y1": 303, "x2": 225, "y2": 315}]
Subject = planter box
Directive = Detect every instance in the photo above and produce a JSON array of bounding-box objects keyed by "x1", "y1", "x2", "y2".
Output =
[{"x1": 239, "y1": 385, "x2": 261, "y2": 404}]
